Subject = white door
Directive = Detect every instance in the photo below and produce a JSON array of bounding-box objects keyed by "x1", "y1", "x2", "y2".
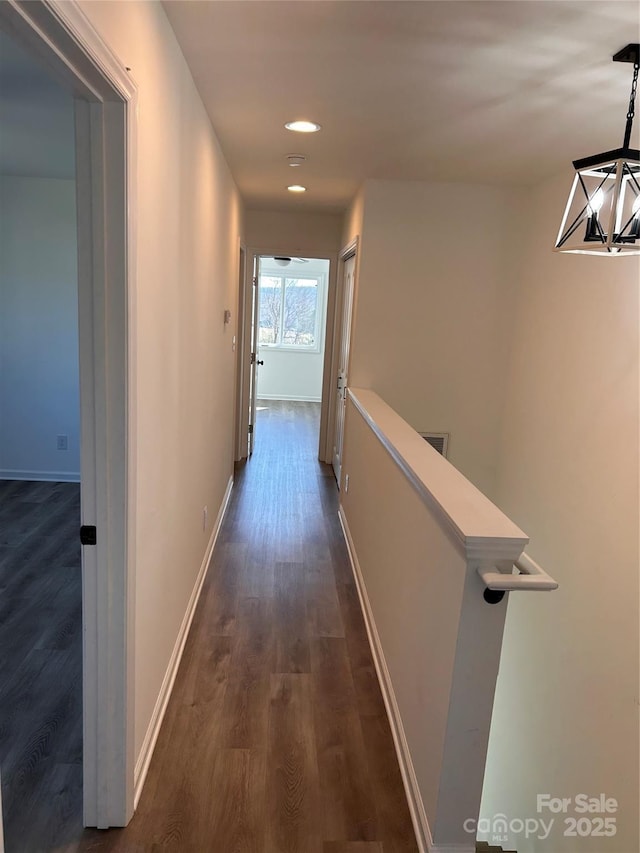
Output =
[
  {"x1": 248, "y1": 257, "x2": 262, "y2": 455},
  {"x1": 332, "y1": 253, "x2": 356, "y2": 484}
]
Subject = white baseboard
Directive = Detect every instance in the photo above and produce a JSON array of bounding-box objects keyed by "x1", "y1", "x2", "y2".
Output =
[
  {"x1": 256, "y1": 393, "x2": 321, "y2": 402},
  {"x1": 0, "y1": 469, "x2": 81, "y2": 483},
  {"x1": 133, "y1": 475, "x2": 234, "y2": 807},
  {"x1": 338, "y1": 507, "x2": 474, "y2": 853}
]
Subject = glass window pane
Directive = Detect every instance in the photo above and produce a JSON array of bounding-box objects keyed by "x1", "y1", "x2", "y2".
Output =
[
  {"x1": 282, "y1": 278, "x2": 319, "y2": 346},
  {"x1": 259, "y1": 276, "x2": 282, "y2": 344}
]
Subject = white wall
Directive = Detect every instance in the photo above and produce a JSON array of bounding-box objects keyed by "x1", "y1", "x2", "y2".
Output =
[
  {"x1": 342, "y1": 184, "x2": 365, "y2": 249},
  {"x1": 257, "y1": 257, "x2": 329, "y2": 401},
  {"x1": 245, "y1": 208, "x2": 342, "y2": 257},
  {"x1": 0, "y1": 31, "x2": 76, "y2": 180},
  {"x1": 0, "y1": 175, "x2": 80, "y2": 481},
  {"x1": 347, "y1": 179, "x2": 520, "y2": 496},
  {"x1": 78, "y1": 0, "x2": 243, "y2": 765},
  {"x1": 480, "y1": 174, "x2": 639, "y2": 853}
]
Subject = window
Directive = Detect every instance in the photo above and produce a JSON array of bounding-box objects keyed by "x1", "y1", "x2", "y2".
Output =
[{"x1": 258, "y1": 275, "x2": 323, "y2": 350}]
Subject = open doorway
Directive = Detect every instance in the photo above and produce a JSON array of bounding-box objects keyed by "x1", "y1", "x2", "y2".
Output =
[
  {"x1": 0, "y1": 0, "x2": 137, "y2": 833},
  {"x1": 0, "y1": 30, "x2": 83, "y2": 848},
  {"x1": 253, "y1": 256, "x2": 330, "y2": 455}
]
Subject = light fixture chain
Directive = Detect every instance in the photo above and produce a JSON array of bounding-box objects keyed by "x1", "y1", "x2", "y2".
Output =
[{"x1": 623, "y1": 61, "x2": 639, "y2": 148}]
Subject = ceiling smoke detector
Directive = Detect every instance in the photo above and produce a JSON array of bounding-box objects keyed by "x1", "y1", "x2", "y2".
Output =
[{"x1": 287, "y1": 154, "x2": 306, "y2": 167}]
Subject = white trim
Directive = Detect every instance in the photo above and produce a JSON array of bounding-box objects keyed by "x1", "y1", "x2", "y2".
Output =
[
  {"x1": 257, "y1": 394, "x2": 322, "y2": 403},
  {"x1": 259, "y1": 345, "x2": 323, "y2": 356},
  {"x1": 328, "y1": 238, "x2": 359, "y2": 476},
  {"x1": 338, "y1": 506, "x2": 476, "y2": 853},
  {"x1": 133, "y1": 475, "x2": 234, "y2": 807},
  {"x1": 0, "y1": 470, "x2": 81, "y2": 483}
]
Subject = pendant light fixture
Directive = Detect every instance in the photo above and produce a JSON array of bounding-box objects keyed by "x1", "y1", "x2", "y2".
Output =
[{"x1": 555, "y1": 43, "x2": 640, "y2": 255}]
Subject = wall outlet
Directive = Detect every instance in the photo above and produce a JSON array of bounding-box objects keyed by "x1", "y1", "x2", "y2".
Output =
[
  {"x1": 203, "y1": 506, "x2": 208, "y2": 530},
  {"x1": 57, "y1": 434, "x2": 68, "y2": 451},
  {"x1": 344, "y1": 473, "x2": 349, "y2": 493}
]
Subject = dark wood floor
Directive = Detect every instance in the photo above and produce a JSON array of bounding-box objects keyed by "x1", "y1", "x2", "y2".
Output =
[
  {"x1": 1, "y1": 402, "x2": 419, "y2": 851},
  {"x1": 79, "y1": 400, "x2": 418, "y2": 852},
  {"x1": 0, "y1": 479, "x2": 83, "y2": 853}
]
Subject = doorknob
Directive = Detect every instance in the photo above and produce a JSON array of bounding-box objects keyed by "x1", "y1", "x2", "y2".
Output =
[{"x1": 257, "y1": 360, "x2": 264, "y2": 366}]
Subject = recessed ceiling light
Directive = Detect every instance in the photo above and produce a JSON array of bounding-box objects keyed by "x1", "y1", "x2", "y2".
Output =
[
  {"x1": 287, "y1": 185, "x2": 307, "y2": 193},
  {"x1": 287, "y1": 154, "x2": 307, "y2": 167},
  {"x1": 285, "y1": 120, "x2": 321, "y2": 133}
]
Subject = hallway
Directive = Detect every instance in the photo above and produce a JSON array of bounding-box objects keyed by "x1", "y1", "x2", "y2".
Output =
[{"x1": 80, "y1": 401, "x2": 418, "y2": 852}]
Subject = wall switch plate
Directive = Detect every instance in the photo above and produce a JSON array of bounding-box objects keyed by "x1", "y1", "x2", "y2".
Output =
[
  {"x1": 57, "y1": 434, "x2": 68, "y2": 451},
  {"x1": 344, "y1": 473, "x2": 349, "y2": 493}
]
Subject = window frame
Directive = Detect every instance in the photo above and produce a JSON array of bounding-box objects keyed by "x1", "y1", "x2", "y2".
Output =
[{"x1": 258, "y1": 271, "x2": 327, "y2": 353}]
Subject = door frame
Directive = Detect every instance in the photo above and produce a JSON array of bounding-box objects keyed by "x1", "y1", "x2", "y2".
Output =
[
  {"x1": 234, "y1": 243, "x2": 247, "y2": 461},
  {"x1": 0, "y1": 0, "x2": 137, "y2": 827},
  {"x1": 236, "y1": 247, "x2": 338, "y2": 462},
  {"x1": 324, "y1": 237, "x2": 359, "y2": 468}
]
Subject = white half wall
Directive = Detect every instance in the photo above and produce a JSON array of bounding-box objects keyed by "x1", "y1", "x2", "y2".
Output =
[
  {"x1": 256, "y1": 348, "x2": 324, "y2": 402},
  {"x1": 0, "y1": 175, "x2": 80, "y2": 481},
  {"x1": 78, "y1": 0, "x2": 243, "y2": 768},
  {"x1": 480, "y1": 173, "x2": 639, "y2": 853}
]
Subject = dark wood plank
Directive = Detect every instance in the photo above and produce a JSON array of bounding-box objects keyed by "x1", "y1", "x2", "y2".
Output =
[
  {"x1": 306, "y1": 557, "x2": 345, "y2": 639},
  {"x1": 197, "y1": 540, "x2": 245, "y2": 636},
  {"x1": 337, "y1": 581, "x2": 387, "y2": 718},
  {"x1": 311, "y1": 637, "x2": 379, "y2": 842},
  {"x1": 266, "y1": 674, "x2": 322, "y2": 853},
  {"x1": 220, "y1": 595, "x2": 274, "y2": 748},
  {"x1": 274, "y1": 562, "x2": 311, "y2": 673},
  {"x1": 0, "y1": 480, "x2": 82, "y2": 853},
  {"x1": 360, "y1": 714, "x2": 420, "y2": 853},
  {"x1": 204, "y1": 747, "x2": 267, "y2": 852}
]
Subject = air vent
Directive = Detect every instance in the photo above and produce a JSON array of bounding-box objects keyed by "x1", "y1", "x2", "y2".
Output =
[{"x1": 420, "y1": 432, "x2": 449, "y2": 457}]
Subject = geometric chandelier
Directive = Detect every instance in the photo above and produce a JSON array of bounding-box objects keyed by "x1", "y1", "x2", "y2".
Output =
[{"x1": 555, "y1": 43, "x2": 640, "y2": 255}]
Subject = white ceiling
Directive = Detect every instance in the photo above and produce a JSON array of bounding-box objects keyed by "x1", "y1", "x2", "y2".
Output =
[
  {"x1": 163, "y1": 0, "x2": 639, "y2": 213},
  {"x1": 0, "y1": 30, "x2": 75, "y2": 179}
]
